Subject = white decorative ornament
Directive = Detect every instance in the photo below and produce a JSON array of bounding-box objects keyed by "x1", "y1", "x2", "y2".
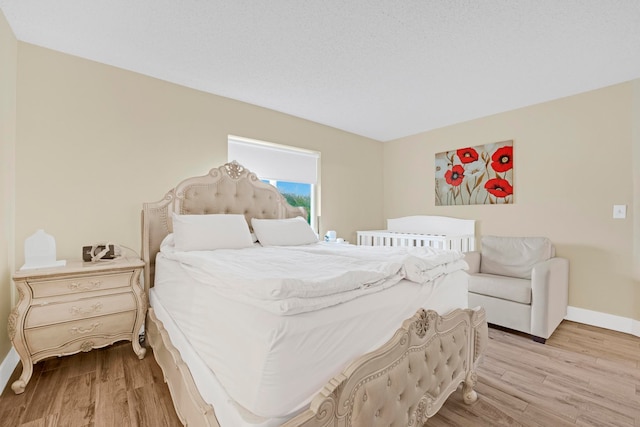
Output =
[{"x1": 20, "y1": 229, "x2": 66, "y2": 270}]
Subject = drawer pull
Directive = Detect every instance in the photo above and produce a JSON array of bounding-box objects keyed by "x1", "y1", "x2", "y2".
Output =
[
  {"x1": 68, "y1": 281, "x2": 102, "y2": 291},
  {"x1": 69, "y1": 322, "x2": 101, "y2": 335},
  {"x1": 70, "y1": 302, "x2": 103, "y2": 316}
]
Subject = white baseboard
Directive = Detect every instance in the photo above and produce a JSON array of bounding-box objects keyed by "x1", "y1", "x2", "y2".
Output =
[
  {"x1": 566, "y1": 306, "x2": 640, "y2": 337},
  {"x1": 0, "y1": 346, "x2": 19, "y2": 393},
  {"x1": 633, "y1": 319, "x2": 640, "y2": 337}
]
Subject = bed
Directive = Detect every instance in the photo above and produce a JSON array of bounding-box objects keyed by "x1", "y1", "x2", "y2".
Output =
[{"x1": 141, "y1": 161, "x2": 487, "y2": 427}]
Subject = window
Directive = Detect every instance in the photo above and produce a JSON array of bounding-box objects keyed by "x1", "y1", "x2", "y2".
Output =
[{"x1": 228, "y1": 136, "x2": 320, "y2": 230}]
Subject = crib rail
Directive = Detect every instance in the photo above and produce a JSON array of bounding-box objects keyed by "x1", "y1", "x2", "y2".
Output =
[{"x1": 357, "y1": 230, "x2": 475, "y2": 252}]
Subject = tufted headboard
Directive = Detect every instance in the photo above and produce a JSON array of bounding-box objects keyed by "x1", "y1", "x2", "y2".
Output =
[{"x1": 141, "y1": 161, "x2": 306, "y2": 291}]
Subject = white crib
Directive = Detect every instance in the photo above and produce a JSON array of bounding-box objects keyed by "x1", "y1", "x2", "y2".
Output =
[{"x1": 357, "y1": 216, "x2": 476, "y2": 252}]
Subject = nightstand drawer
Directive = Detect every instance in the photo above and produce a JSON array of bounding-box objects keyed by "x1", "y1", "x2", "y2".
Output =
[
  {"x1": 24, "y1": 311, "x2": 136, "y2": 355},
  {"x1": 28, "y1": 271, "x2": 133, "y2": 298},
  {"x1": 25, "y1": 292, "x2": 136, "y2": 328}
]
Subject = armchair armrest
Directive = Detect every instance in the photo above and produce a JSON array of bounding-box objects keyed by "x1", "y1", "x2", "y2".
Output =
[
  {"x1": 463, "y1": 251, "x2": 481, "y2": 274},
  {"x1": 530, "y1": 257, "x2": 569, "y2": 339}
]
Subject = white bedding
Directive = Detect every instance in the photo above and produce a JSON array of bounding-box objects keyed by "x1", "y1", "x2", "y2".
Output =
[
  {"x1": 159, "y1": 237, "x2": 467, "y2": 315},
  {"x1": 152, "y1": 242, "x2": 469, "y2": 421}
]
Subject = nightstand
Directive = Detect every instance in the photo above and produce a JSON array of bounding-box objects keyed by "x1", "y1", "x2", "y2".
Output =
[{"x1": 8, "y1": 258, "x2": 147, "y2": 394}]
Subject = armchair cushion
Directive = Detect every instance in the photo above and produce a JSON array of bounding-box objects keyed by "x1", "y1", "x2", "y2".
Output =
[
  {"x1": 480, "y1": 236, "x2": 554, "y2": 279},
  {"x1": 468, "y1": 274, "x2": 531, "y2": 304}
]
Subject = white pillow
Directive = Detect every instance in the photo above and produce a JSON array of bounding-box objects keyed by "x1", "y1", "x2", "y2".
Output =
[
  {"x1": 251, "y1": 217, "x2": 319, "y2": 246},
  {"x1": 171, "y1": 213, "x2": 254, "y2": 251}
]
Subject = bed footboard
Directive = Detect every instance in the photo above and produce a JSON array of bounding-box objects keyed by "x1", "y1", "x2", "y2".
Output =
[{"x1": 283, "y1": 307, "x2": 488, "y2": 427}]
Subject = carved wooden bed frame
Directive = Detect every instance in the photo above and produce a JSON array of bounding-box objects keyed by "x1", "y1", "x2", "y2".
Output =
[{"x1": 141, "y1": 161, "x2": 488, "y2": 426}]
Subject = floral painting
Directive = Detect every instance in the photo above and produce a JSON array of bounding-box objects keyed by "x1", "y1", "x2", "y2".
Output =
[{"x1": 435, "y1": 140, "x2": 513, "y2": 205}]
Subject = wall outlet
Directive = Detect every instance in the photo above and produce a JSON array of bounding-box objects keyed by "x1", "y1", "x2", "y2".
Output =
[{"x1": 613, "y1": 205, "x2": 627, "y2": 219}]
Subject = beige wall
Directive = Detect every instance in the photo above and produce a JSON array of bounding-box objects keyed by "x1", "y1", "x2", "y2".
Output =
[
  {"x1": 0, "y1": 10, "x2": 17, "y2": 361},
  {"x1": 14, "y1": 43, "x2": 383, "y2": 270},
  {"x1": 384, "y1": 82, "x2": 640, "y2": 321}
]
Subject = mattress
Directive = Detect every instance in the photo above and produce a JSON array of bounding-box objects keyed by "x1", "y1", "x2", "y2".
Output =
[{"x1": 152, "y1": 252, "x2": 469, "y2": 423}]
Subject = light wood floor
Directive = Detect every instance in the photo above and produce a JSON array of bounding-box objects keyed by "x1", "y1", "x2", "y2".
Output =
[
  {"x1": 0, "y1": 340, "x2": 181, "y2": 427},
  {"x1": 1, "y1": 320, "x2": 638, "y2": 426},
  {"x1": 430, "y1": 321, "x2": 640, "y2": 427}
]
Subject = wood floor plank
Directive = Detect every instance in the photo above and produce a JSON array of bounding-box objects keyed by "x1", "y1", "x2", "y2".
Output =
[
  {"x1": 546, "y1": 374, "x2": 640, "y2": 425},
  {"x1": 581, "y1": 400, "x2": 637, "y2": 427},
  {"x1": 122, "y1": 347, "x2": 161, "y2": 390},
  {"x1": 17, "y1": 415, "x2": 59, "y2": 427},
  {"x1": 94, "y1": 376, "x2": 131, "y2": 427},
  {"x1": 549, "y1": 331, "x2": 639, "y2": 367},
  {"x1": 497, "y1": 370, "x2": 580, "y2": 421},
  {"x1": 428, "y1": 397, "x2": 511, "y2": 427},
  {"x1": 127, "y1": 383, "x2": 182, "y2": 427},
  {"x1": 588, "y1": 375, "x2": 637, "y2": 401},
  {"x1": 18, "y1": 419, "x2": 46, "y2": 427},
  {"x1": 63, "y1": 350, "x2": 99, "y2": 380},
  {"x1": 19, "y1": 366, "x2": 69, "y2": 424},
  {"x1": 448, "y1": 392, "x2": 524, "y2": 426},
  {"x1": 583, "y1": 357, "x2": 640, "y2": 387},
  {"x1": 570, "y1": 323, "x2": 640, "y2": 350},
  {"x1": 497, "y1": 345, "x2": 593, "y2": 388},
  {"x1": 96, "y1": 341, "x2": 125, "y2": 383},
  {"x1": 2, "y1": 404, "x2": 28, "y2": 426},
  {"x1": 575, "y1": 408, "x2": 635, "y2": 427},
  {"x1": 40, "y1": 356, "x2": 65, "y2": 373},
  {"x1": 56, "y1": 372, "x2": 97, "y2": 427},
  {"x1": 521, "y1": 404, "x2": 577, "y2": 427},
  {"x1": 474, "y1": 378, "x2": 528, "y2": 412},
  {"x1": 0, "y1": 359, "x2": 44, "y2": 424}
]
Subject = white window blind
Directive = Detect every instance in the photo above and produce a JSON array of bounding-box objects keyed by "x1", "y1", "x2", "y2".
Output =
[{"x1": 228, "y1": 137, "x2": 319, "y2": 184}]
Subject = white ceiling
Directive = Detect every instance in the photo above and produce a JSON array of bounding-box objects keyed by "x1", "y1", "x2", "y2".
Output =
[{"x1": 1, "y1": 1, "x2": 640, "y2": 142}]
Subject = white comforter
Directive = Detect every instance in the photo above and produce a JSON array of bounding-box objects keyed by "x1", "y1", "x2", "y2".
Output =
[{"x1": 160, "y1": 237, "x2": 467, "y2": 315}]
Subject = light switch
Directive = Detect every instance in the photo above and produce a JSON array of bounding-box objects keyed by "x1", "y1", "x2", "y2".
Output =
[{"x1": 613, "y1": 205, "x2": 627, "y2": 219}]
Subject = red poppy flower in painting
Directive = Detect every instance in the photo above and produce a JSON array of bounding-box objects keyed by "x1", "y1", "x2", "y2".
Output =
[
  {"x1": 491, "y1": 146, "x2": 513, "y2": 172},
  {"x1": 445, "y1": 165, "x2": 465, "y2": 186},
  {"x1": 457, "y1": 147, "x2": 479, "y2": 164},
  {"x1": 484, "y1": 178, "x2": 513, "y2": 197}
]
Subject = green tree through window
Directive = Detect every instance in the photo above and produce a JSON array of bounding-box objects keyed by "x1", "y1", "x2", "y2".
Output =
[{"x1": 262, "y1": 180, "x2": 312, "y2": 224}]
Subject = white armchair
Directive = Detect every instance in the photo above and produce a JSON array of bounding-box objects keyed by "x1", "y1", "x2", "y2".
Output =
[{"x1": 465, "y1": 236, "x2": 569, "y2": 343}]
